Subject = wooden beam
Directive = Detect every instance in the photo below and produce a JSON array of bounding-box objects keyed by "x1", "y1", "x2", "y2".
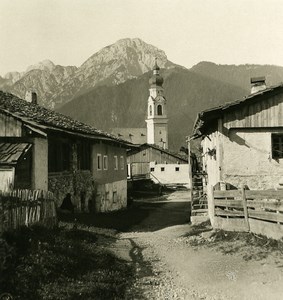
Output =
[{"x1": 241, "y1": 186, "x2": 250, "y2": 231}]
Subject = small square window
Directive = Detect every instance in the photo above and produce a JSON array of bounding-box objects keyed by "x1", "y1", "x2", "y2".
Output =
[
  {"x1": 103, "y1": 155, "x2": 108, "y2": 170},
  {"x1": 175, "y1": 167, "x2": 180, "y2": 172},
  {"x1": 150, "y1": 167, "x2": 155, "y2": 172},
  {"x1": 97, "y1": 154, "x2": 102, "y2": 170},
  {"x1": 161, "y1": 167, "x2": 165, "y2": 172},
  {"x1": 114, "y1": 156, "x2": 118, "y2": 170}
]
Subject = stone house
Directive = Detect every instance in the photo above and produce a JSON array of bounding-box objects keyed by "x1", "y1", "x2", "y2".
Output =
[
  {"x1": 191, "y1": 78, "x2": 283, "y2": 190},
  {"x1": 0, "y1": 91, "x2": 132, "y2": 212}
]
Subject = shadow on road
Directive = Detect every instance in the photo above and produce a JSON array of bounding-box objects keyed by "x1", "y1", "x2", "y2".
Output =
[{"x1": 59, "y1": 198, "x2": 191, "y2": 233}]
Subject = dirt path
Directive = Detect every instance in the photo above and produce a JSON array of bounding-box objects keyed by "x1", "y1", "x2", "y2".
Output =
[
  {"x1": 110, "y1": 191, "x2": 283, "y2": 299},
  {"x1": 118, "y1": 225, "x2": 283, "y2": 300},
  {"x1": 62, "y1": 190, "x2": 283, "y2": 299}
]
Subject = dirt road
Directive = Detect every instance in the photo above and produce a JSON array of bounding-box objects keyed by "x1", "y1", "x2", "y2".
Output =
[{"x1": 62, "y1": 190, "x2": 283, "y2": 299}]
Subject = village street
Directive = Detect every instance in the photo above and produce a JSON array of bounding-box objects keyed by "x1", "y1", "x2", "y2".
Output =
[{"x1": 65, "y1": 190, "x2": 283, "y2": 300}]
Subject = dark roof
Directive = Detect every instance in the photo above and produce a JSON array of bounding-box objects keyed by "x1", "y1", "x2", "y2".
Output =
[
  {"x1": 191, "y1": 83, "x2": 283, "y2": 139},
  {"x1": 0, "y1": 91, "x2": 132, "y2": 146},
  {"x1": 128, "y1": 143, "x2": 188, "y2": 162},
  {"x1": 0, "y1": 143, "x2": 31, "y2": 165}
]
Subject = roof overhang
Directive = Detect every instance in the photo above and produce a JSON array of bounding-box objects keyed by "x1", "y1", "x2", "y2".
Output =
[
  {"x1": 191, "y1": 83, "x2": 283, "y2": 140},
  {"x1": 0, "y1": 143, "x2": 32, "y2": 165}
]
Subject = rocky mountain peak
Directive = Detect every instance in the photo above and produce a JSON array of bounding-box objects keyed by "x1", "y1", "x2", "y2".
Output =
[
  {"x1": 2, "y1": 38, "x2": 179, "y2": 108},
  {"x1": 26, "y1": 59, "x2": 56, "y2": 73}
]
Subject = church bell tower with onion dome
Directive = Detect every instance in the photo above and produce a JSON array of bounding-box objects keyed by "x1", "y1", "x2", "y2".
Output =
[{"x1": 145, "y1": 59, "x2": 168, "y2": 149}]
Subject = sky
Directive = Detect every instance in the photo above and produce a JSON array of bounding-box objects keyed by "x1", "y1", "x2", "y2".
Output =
[{"x1": 1, "y1": 0, "x2": 283, "y2": 75}]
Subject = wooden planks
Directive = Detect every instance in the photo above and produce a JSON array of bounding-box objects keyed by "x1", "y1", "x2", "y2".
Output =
[
  {"x1": 211, "y1": 188, "x2": 283, "y2": 238},
  {"x1": 0, "y1": 189, "x2": 57, "y2": 233}
]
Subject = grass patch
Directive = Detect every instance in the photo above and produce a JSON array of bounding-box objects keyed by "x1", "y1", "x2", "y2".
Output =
[{"x1": 0, "y1": 225, "x2": 135, "y2": 300}]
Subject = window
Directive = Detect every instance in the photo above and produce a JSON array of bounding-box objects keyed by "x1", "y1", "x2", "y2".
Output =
[
  {"x1": 149, "y1": 105, "x2": 152, "y2": 116},
  {"x1": 120, "y1": 156, "x2": 124, "y2": 170},
  {"x1": 157, "y1": 104, "x2": 162, "y2": 115},
  {"x1": 97, "y1": 154, "x2": 102, "y2": 170},
  {"x1": 150, "y1": 167, "x2": 155, "y2": 172},
  {"x1": 272, "y1": 134, "x2": 283, "y2": 159},
  {"x1": 113, "y1": 191, "x2": 117, "y2": 203},
  {"x1": 78, "y1": 141, "x2": 91, "y2": 170},
  {"x1": 103, "y1": 155, "x2": 108, "y2": 170},
  {"x1": 114, "y1": 156, "x2": 118, "y2": 170},
  {"x1": 175, "y1": 167, "x2": 180, "y2": 172},
  {"x1": 161, "y1": 167, "x2": 165, "y2": 172}
]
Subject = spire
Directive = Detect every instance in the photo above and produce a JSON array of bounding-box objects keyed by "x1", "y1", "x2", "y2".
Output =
[
  {"x1": 153, "y1": 57, "x2": 160, "y2": 72},
  {"x1": 149, "y1": 58, "x2": 163, "y2": 87}
]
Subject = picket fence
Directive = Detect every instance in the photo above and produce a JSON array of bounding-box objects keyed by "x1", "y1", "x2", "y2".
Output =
[
  {"x1": 207, "y1": 186, "x2": 283, "y2": 240},
  {"x1": 0, "y1": 189, "x2": 57, "y2": 233}
]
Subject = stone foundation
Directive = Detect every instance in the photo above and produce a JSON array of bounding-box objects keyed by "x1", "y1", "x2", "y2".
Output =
[
  {"x1": 48, "y1": 171, "x2": 96, "y2": 212},
  {"x1": 96, "y1": 179, "x2": 127, "y2": 212}
]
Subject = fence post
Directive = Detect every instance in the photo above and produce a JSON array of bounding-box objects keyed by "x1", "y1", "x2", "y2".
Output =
[
  {"x1": 241, "y1": 186, "x2": 250, "y2": 232},
  {"x1": 207, "y1": 184, "x2": 215, "y2": 227}
]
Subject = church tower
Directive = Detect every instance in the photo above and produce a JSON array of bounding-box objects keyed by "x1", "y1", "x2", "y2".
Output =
[{"x1": 145, "y1": 60, "x2": 168, "y2": 149}]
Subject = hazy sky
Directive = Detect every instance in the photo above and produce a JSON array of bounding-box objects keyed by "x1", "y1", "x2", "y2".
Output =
[{"x1": 1, "y1": 0, "x2": 283, "y2": 75}]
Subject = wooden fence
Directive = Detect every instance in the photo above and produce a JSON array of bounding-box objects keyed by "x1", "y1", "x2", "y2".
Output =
[
  {"x1": 0, "y1": 189, "x2": 57, "y2": 233},
  {"x1": 207, "y1": 185, "x2": 283, "y2": 239}
]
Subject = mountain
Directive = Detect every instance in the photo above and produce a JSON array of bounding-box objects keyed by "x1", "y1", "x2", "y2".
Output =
[
  {"x1": 2, "y1": 38, "x2": 178, "y2": 108},
  {"x1": 191, "y1": 61, "x2": 283, "y2": 92},
  {"x1": 53, "y1": 38, "x2": 178, "y2": 107},
  {"x1": 58, "y1": 67, "x2": 247, "y2": 150},
  {"x1": 8, "y1": 64, "x2": 78, "y2": 108}
]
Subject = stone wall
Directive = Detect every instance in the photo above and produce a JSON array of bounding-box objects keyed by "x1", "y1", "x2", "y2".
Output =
[
  {"x1": 48, "y1": 171, "x2": 96, "y2": 212},
  {"x1": 96, "y1": 179, "x2": 127, "y2": 212},
  {"x1": 203, "y1": 127, "x2": 283, "y2": 190},
  {"x1": 223, "y1": 129, "x2": 283, "y2": 189}
]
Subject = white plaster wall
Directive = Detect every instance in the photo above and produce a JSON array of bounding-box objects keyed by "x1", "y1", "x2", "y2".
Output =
[
  {"x1": 33, "y1": 138, "x2": 48, "y2": 191},
  {"x1": 96, "y1": 179, "x2": 127, "y2": 212},
  {"x1": 222, "y1": 129, "x2": 283, "y2": 189},
  {"x1": 202, "y1": 132, "x2": 221, "y2": 187},
  {"x1": 146, "y1": 119, "x2": 155, "y2": 144},
  {"x1": 150, "y1": 163, "x2": 190, "y2": 187}
]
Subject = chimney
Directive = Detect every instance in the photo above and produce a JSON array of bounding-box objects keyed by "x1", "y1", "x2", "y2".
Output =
[
  {"x1": 250, "y1": 77, "x2": 266, "y2": 94},
  {"x1": 25, "y1": 90, "x2": 37, "y2": 104}
]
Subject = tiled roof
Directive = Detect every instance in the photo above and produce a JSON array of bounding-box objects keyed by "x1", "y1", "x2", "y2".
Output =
[
  {"x1": 0, "y1": 143, "x2": 31, "y2": 165},
  {"x1": 191, "y1": 83, "x2": 283, "y2": 139},
  {"x1": 128, "y1": 143, "x2": 188, "y2": 162},
  {"x1": 111, "y1": 127, "x2": 147, "y2": 145},
  {"x1": 0, "y1": 91, "x2": 131, "y2": 146}
]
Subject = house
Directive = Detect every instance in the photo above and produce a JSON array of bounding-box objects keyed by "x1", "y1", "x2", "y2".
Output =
[
  {"x1": 112, "y1": 61, "x2": 190, "y2": 187},
  {"x1": 191, "y1": 77, "x2": 283, "y2": 190},
  {"x1": 0, "y1": 90, "x2": 132, "y2": 212},
  {"x1": 127, "y1": 143, "x2": 188, "y2": 185}
]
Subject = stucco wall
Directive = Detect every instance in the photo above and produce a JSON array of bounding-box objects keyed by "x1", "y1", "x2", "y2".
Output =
[
  {"x1": 150, "y1": 163, "x2": 190, "y2": 186},
  {"x1": 92, "y1": 142, "x2": 127, "y2": 184},
  {"x1": 96, "y1": 179, "x2": 127, "y2": 212},
  {"x1": 32, "y1": 138, "x2": 48, "y2": 191},
  {"x1": 222, "y1": 128, "x2": 283, "y2": 189},
  {"x1": 202, "y1": 131, "x2": 221, "y2": 187}
]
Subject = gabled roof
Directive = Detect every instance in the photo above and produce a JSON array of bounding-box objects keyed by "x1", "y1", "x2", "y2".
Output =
[
  {"x1": 0, "y1": 91, "x2": 132, "y2": 147},
  {"x1": 128, "y1": 143, "x2": 188, "y2": 162},
  {"x1": 191, "y1": 83, "x2": 283, "y2": 139}
]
